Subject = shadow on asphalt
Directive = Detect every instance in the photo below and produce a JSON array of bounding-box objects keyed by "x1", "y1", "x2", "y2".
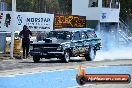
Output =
[{"x1": 20, "y1": 59, "x2": 84, "y2": 63}]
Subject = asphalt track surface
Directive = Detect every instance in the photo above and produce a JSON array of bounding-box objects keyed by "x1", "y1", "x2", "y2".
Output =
[
  {"x1": 0, "y1": 57, "x2": 132, "y2": 88},
  {"x1": 0, "y1": 65, "x2": 132, "y2": 88},
  {"x1": 0, "y1": 48, "x2": 132, "y2": 88}
]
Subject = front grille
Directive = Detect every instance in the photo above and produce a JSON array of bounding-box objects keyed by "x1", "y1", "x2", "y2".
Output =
[
  {"x1": 33, "y1": 47, "x2": 60, "y2": 52},
  {"x1": 42, "y1": 47, "x2": 58, "y2": 52}
]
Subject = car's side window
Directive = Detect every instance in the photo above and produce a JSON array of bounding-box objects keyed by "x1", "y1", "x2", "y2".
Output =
[
  {"x1": 81, "y1": 31, "x2": 88, "y2": 39},
  {"x1": 70, "y1": 42, "x2": 75, "y2": 47},
  {"x1": 86, "y1": 31, "x2": 96, "y2": 38},
  {"x1": 74, "y1": 41, "x2": 83, "y2": 47},
  {"x1": 73, "y1": 31, "x2": 81, "y2": 40}
]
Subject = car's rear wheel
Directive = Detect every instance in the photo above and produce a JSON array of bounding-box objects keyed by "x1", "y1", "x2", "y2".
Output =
[
  {"x1": 85, "y1": 47, "x2": 96, "y2": 61},
  {"x1": 62, "y1": 51, "x2": 70, "y2": 63},
  {"x1": 33, "y1": 56, "x2": 40, "y2": 63}
]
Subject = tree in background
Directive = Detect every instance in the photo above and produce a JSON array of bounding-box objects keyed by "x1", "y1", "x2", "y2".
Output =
[
  {"x1": 58, "y1": 0, "x2": 72, "y2": 15},
  {"x1": 4, "y1": 0, "x2": 11, "y2": 11},
  {"x1": 16, "y1": 0, "x2": 31, "y2": 12},
  {"x1": 4, "y1": 0, "x2": 71, "y2": 14},
  {"x1": 120, "y1": 0, "x2": 132, "y2": 23},
  {"x1": 3, "y1": 0, "x2": 132, "y2": 22}
]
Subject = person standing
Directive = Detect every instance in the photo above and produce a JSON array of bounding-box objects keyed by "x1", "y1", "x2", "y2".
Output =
[{"x1": 19, "y1": 25, "x2": 32, "y2": 59}]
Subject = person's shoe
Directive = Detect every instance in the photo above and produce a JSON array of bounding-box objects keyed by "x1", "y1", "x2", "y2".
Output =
[
  {"x1": 23, "y1": 56, "x2": 26, "y2": 59},
  {"x1": 26, "y1": 55, "x2": 30, "y2": 59}
]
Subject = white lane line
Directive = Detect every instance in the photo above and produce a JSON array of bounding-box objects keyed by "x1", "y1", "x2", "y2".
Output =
[
  {"x1": 0, "y1": 68, "x2": 75, "y2": 77},
  {"x1": 68, "y1": 84, "x2": 95, "y2": 88}
]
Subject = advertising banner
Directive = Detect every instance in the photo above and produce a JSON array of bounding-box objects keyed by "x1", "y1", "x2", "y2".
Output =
[
  {"x1": 0, "y1": 11, "x2": 54, "y2": 32},
  {"x1": 54, "y1": 15, "x2": 86, "y2": 29},
  {"x1": 100, "y1": 8, "x2": 119, "y2": 22},
  {"x1": 0, "y1": 11, "x2": 13, "y2": 32},
  {"x1": 14, "y1": 12, "x2": 54, "y2": 31}
]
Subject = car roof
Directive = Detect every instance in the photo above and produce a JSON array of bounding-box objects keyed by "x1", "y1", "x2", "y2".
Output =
[{"x1": 55, "y1": 28, "x2": 95, "y2": 32}]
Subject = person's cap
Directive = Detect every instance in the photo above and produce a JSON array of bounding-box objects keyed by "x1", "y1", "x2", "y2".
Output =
[{"x1": 23, "y1": 25, "x2": 27, "y2": 29}]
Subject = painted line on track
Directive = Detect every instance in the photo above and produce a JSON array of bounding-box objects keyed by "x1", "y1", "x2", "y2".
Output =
[{"x1": 0, "y1": 66, "x2": 132, "y2": 88}]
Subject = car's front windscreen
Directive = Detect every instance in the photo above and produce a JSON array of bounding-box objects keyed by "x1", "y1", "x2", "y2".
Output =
[
  {"x1": 48, "y1": 31, "x2": 72, "y2": 40},
  {"x1": 86, "y1": 31, "x2": 97, "y2": 38}
]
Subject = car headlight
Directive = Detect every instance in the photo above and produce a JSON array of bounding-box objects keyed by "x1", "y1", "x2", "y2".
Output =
[
  {"x1": 57, "y1": 45, "x2": 62, "y2": 51},
  {"x1": 30, "y1": 46, "x2": 33, "y2": 50},
  {"x1": 65, "y1": 44, "x2": 70, "y2": 47}
]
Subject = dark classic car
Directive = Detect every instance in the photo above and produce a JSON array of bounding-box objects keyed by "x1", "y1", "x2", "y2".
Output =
[{"x1": 30, "y1": 28, "x2": 101, "y2": 63}]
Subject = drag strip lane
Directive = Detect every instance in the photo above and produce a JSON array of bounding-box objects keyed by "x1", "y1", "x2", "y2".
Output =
[{"x1": 0, "y1": 66, "x2": 132, "y2": 88}]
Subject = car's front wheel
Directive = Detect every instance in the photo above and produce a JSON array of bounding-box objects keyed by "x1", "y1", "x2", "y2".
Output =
[
  {"x1": 62, "y1": 51, "x2": 70, "y2": 63},
  {"x1": 33, "y1": 56, "x2": 40, "y2": 63}
]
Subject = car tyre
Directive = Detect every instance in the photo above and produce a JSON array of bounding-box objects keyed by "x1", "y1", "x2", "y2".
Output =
[
  {"x1": 85, "y1": 47, "x2": 96, "y2": 61},
  {"x1": 33, "y1": 56, "x2": 40, "y2": 63},
  {"x1": 62, "y1": 51, "x2": 70, "y2": 63}
]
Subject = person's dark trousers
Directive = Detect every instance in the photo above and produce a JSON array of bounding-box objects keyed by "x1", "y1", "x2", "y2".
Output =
[{"x1": 22, "y1": 43, "x2": 30, "y2": 58}]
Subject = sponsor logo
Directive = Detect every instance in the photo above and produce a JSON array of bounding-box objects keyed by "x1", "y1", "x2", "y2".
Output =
[
  {"x1": 76, "y1": 65, "x2": 131, "y2": 85},
  {"x1": 102, "y1": 13, "x2": 107, "y2": 19},
  {"x1": 17, "y1": 15, "x2": 22, "y2": 25},
  {"x1": 26, "y1": 18, "x2": 50, "y2": 23},
  {"x1": 54, "y1": 15, "x2": 86, "y2": 29},
  {"x1": 4, "y1": 13, "x2": 11, "y2": 28},
  {"x1": 26, "y1": 17, "x2": 51, "y2": 30}
]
